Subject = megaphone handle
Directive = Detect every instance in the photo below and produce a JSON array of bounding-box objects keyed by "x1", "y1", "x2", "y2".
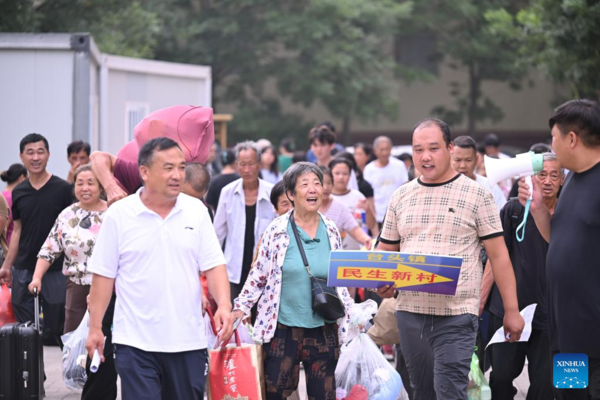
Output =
[
  {"x1": 524, "y1": 175, "x2": 533, "y2": 200},
  {"x1": 516, "y1": 199, "x2": 531, "y2": 242}
]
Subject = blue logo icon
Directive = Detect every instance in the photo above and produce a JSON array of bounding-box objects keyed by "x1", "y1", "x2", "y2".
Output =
[{"x1": 554, "y1": 353, "x2": 588, "y2": 389}]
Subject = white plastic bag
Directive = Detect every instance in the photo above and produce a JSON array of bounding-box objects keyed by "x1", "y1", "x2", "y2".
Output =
[
  {"x1": 336, "y1": 300, "x2": 408, "y2": 400},
  {"x1": 346, "y1": 299, "x2": 378, "y2": 342},
  {"x1": 335, "y1": 334, "x2": 407, "y2": 400},
  {"x1": 61, "y1": 311, "x2": 90, "y2": 392}
]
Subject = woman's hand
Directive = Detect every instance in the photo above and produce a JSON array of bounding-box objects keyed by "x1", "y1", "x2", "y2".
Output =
[
  {"x1": 28, "y1": 277, "x2": 42, "y2": 295},
  {"x1": 231, "y1": 309, "x2": 249, "y2": 325}
]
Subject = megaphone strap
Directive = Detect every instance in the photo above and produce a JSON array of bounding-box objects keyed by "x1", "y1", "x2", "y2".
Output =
[{"x1": 515, "y1": 199, "x2": 531, "y2": 242}]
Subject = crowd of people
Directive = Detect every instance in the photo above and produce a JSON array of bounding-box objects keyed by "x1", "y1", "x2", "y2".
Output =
[{"x1": 0, "y1": 98, "x2": 598, "y2": 400}]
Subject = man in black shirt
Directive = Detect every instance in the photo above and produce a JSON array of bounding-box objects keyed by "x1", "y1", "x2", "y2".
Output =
[
  {"x1": 205, "y1": 149, "x2": 239, "y2": 212},
  {"x1": 0, "y1": 133, "x2": 73, "y2": 346},
  {"x1": 519, "y1": 99, "x2": 600, "y2": 399},
  {"x1": 482, "y1": 154, "x2": 564, "y2": 399}
]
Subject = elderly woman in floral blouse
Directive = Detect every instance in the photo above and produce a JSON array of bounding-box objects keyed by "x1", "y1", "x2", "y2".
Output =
[
  {"x1": 232, "y1": 162, "x2": 354, "y2": 400},
  {"x1": 28, "y1": 165, "x2": 107, "y2": 333}
]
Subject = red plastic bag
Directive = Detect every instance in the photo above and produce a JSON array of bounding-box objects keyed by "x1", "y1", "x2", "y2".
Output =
[
  {"x1": 0, "y1": 284, "x2": 16, "y2": 327},
  {"x1": 206, "y1": 312, "x2": 265, "y2": 400}
]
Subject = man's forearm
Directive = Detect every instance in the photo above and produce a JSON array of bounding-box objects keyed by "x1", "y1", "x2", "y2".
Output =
[
  {"x1": 90, "y1": 151, "x2": 118, "y2": 191},
  {"x1": 205, "y1": 265, "x2": 232, "y2": 309},
  {"x1": 488, "y1": 254, "x2": 519, "y2": 312},
  {"x1": 88, "y1": 274, "x2": 115, "y2": 330},
  {"x1": 530, "y1": 207, "x2": 551, "y2": 243},
  {"x1": 484, "y1": 237, "x2": 519, "y2": 312}
]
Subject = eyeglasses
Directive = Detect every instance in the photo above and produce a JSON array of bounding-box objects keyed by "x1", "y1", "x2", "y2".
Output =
[{"x1": 536, "y1": 172, "x2": 561, "y2": 182}]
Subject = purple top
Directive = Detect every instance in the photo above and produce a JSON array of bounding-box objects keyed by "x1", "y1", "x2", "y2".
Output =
[{"x1": 114, "y1": 158, "x2": 142, "y2": 195}]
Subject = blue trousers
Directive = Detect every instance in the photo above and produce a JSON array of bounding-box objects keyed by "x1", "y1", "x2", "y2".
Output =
[{"x1": 114, "y1": 344, "x2": 208, "y2": 400}]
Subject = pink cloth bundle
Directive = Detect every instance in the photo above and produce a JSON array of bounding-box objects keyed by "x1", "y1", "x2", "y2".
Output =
[{"x1": 117, "y1": 105, "x2": 214, "y2": 164}]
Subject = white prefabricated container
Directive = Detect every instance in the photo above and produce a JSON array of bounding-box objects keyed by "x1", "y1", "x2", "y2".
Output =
[{"x1": 0, "y1": 33, "x2": 211, "y2": 182}]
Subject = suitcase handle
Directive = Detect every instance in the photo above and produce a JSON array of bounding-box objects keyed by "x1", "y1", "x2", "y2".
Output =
[{"x1": 33, "y1": 287, "x2": 40, "y2": 332}]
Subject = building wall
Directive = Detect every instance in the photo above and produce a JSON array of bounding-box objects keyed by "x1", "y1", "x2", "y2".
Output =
[
  {"x1": 105, "y1": 70, "x2": 212, "y2": 155},
  {"x1": 0, "y1": 49, "x2": 75, "y2": 182},
  {"x1": 219, "y1": 62, "x2": 566, "y2": 150}
]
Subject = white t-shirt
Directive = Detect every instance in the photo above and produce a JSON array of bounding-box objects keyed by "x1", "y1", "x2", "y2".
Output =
[
  {"x1": 331, "y1": 190, "x2": 366, "y2": 250},
  {"x1": 363, "y1": 157, "x2": 409, "y2": 222},
  {"x1": 475, "y1": 174, "x2": 507, "y2": 211},
  {"x1": 88, "y1": 189, "x2": 226, "y2": 352}
]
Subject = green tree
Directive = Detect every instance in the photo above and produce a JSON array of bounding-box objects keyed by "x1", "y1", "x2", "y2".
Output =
[
  {"x1": 0, "y1": 0, "x2": 38, "y2": 32},
  {"x1": 487, "y1": 0, "x2": 600, "y2": 100},
  {"x1": 2, "y1": 0, "x2": 161, "y2": 58},
  {"x1": 421, "y1": 0, "x2": 530, "y2": 135},
  {"x1": 266, "y1": 0, "x2": 413, "y2": 144},
  {"x1": 152, "y1": 0, "x2": 413, "y2": 144}
]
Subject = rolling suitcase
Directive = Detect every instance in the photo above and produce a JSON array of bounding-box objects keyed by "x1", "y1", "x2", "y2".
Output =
[{"x1": 0, "y1": 289, "x2": 44, "y2": 399}]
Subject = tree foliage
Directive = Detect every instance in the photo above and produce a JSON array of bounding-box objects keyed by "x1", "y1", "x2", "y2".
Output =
[
  {"x1": 487, "y1": 0, "x2": 600, "y2": 100},
  {"x1": 420, "y1": 0, "x2": 530, "y2": 135},
  {"x1": 152, "y1": 0, "x2": 412, "y2": 144}
]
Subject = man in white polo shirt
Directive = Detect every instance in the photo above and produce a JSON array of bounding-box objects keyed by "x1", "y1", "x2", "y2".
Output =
[{"x1": 85, "y1": 137, "x2": 232, "y2": 400}]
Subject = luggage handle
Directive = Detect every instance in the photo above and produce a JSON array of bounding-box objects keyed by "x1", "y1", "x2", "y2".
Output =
[{"x1": 33, "y1": 287, "x2": 40, "y2": 332}]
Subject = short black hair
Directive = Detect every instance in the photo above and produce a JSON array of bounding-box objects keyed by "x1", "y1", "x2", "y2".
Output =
[
  {"x1": 309, "y1": 126, "x2": 336, "y2": 146},
  {"x1": 292, "y1": 151, "x2": 306, "y2": 163},
  {"x1": 333, "y1": 151, "x2": 357, "y2": 171},
  {"x1": 280, "y1": 138, "x2": 296, "y2": 153},
  {"x1": 398, "y1": 153, "x2": 413, "y2": 162},
  {"x1": 529, "y1": 143, "x2": 552, "y2": 154},
  {"x1": 412, "y1": 118, "x2": 452, "y2": 147},
  {"x1": 453, "y1": 136, "x2": 477, "y2": 152},
  {"x1": 328, "y1": 157, "x2": 354, "y2": 173},
  {"x1": 220, "y1": 149, "x2": 236, "y2": 166},
  {"x1": 20, "y1": 133, "x2": 49, "y2": 154},
  {"x1": 319, "y1": 121, "x2": 336, "y2": 132},
  {"x1": 185, "y1": 163, "x2": 211, "y2": 194},
  {"x1": 138, "y1": 137, "x2": 182, "y2": 168},
  {"x1": 354, "y1": 142, "x2": 373, "y2": 157},
  {"x1": 484, "y1": 133, "x2": 500, "y2": 148},
  {"x1": 1, "y1": 163, "x2": 27, "y2": 184},
  {"x1": 320, "y1": 165, "x2": 333, "y2": 180},
  {"x1": 549, "y1": 99, "x2": 600, "y2": 148},
  {"x1": 67, "y1": 141, "x2": 91, "y2": 157},
  {"x1": 270, "y1": 180, "x2": 286, "y2": 210}
]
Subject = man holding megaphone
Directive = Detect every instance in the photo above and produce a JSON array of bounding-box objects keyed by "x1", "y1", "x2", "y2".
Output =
[{"x1": 518, "y1": 99, "x2": 600, "y2": 400}]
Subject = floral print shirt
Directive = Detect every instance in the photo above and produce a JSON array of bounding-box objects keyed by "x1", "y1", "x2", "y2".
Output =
[
  {"x1": 38, "y1": 204, "x2": 104, "y2": 285},
  {"x1": 233, "y1": 211, "x2": 355, "y2": 344}
]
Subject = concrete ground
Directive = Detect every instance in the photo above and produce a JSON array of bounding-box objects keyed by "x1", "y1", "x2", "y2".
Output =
[{"x1": 43, "y1": 345, "x2": 530, "y2": 399}]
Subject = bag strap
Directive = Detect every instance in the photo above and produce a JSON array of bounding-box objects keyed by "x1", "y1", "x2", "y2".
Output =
[
  {"x1": 289, "y1": 210, "x2": 313, "y2": 278},
  {"x1": 207, "y1": 307, "x2": 241, "y2": 348}
]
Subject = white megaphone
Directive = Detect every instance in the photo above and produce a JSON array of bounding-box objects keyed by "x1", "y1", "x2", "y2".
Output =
[
  {"x1": 484, "y1": 151, "x2": 545, "y2": 241},
  {"x1": 484, "y1": 151, "x2": 544, "y2": 188}
]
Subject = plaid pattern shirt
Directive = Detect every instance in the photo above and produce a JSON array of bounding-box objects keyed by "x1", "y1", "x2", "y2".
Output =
[
  {"x1": 233, "y1": 211, "x2": 354, "y2": 344},
  {"x1": 380, "y1": 174, "x2": 503, "y2": 316}
]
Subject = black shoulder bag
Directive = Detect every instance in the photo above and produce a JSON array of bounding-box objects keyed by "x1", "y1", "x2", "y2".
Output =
[{"x1": 289, "y1": 211, "x2": 346, "y2": 321}]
